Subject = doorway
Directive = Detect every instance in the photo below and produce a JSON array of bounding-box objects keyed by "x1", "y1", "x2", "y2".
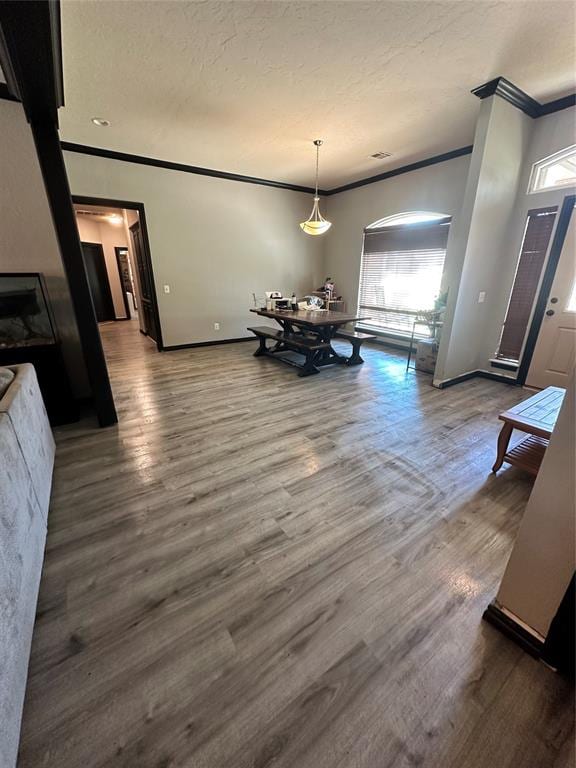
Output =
[
  {"x1": 114, "y1": 246, "x2": 134, "y2": 320},
  {"x1": 73, "y1": 196, "x2": 163, "y2": 351},
  {"x1": 130, "y1": 219, "x2": 159, "y2": 343},
  {"x1": 519, "y1": 195, "x2": 576, "y2": 389},
  {"x1": 81, "y1": 242, "x2": 116, "y2": 322}
]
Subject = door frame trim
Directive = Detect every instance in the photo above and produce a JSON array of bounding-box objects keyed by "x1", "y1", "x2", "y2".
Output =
[
  {"x1": 114, "y1": 246, "x2": 132, "y2": 320},
  {"x1": 72, "y1": 196, "x2": 164, "y2": 350},
  {"x1": 518, "y1": 194, "x2": 576, "y2": 385},
  {"x1": 80, "y1": 241, "x2": 116, "y2": 322}
]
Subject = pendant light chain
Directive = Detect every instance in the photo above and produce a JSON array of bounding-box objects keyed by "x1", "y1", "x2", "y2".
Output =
[{"x1": 314, "y1": 140, "x2": 320, "y2": 199}]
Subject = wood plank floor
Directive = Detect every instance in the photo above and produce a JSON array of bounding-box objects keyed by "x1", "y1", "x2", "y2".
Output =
[{"x1": 18, "y1": 320, "x2": 574, "y2": 768}]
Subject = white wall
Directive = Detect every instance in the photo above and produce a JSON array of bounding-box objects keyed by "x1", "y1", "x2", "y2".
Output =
[
  {"x1": 64, "y1": 153, "x2": 324, "y2": 347},
  {"x1": 495, "y1": 375, "x2": 575, "y2": 638},
  {"x1": 322, "y1": 153, "x2": 471, "y2": 334},
  {"x1": 0, "y1": 100, "x2": 89, "y2": 397},
  {"x1": 76, "y1": 215, "x2": 129, "y2": 318}
]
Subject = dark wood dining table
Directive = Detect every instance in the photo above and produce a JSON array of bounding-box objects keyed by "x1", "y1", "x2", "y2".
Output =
[{"x1": 248, "y1": 307, "x2": 370, "y2": 374}]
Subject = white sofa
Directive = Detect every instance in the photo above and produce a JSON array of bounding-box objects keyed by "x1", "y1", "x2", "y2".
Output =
[{"x1": 0, "y1": 364, "x2": 55, "y2": 768}]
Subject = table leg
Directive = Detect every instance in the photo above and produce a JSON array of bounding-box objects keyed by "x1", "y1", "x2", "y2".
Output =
[
  {"x1": 326, "y1": 325, "x2": 349, "y2": 365},
  {"x1": 492, "y1": 422, "x2": 513, "y2": 473},
  {"x1": 298, "y1": 350, "x2": 320, "y2": 377}
]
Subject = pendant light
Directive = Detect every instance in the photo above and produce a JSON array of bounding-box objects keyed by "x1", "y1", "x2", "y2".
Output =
[{"x1": 300, "y1": 139, "x2": 332, "y2": 236}]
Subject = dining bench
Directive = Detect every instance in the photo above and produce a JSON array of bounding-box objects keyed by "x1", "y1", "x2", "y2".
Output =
[
  {"x1": 247, "y1": 325, "x2": 330, "y2": 376},
  {"x1": 334, "y1": 329, "x2": 376, "y2": 365}
]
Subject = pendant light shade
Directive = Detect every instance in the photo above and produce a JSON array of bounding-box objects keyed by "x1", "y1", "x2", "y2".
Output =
[{"x1": 300, "y1": 140, "x2": 332, "y2": 236}]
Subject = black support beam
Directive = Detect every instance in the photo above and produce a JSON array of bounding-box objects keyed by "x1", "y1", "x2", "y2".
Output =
[{"x1": 0, "y1": 0, "x2": 117, "y2": 426}]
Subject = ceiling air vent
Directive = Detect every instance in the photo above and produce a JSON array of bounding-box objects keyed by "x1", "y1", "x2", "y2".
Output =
[{"x1": 370, "y1": 151, "x2": 392, "y2": 160}]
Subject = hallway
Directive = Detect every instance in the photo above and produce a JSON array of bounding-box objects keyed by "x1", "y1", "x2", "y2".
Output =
[{"x1": 18, "y1": 324, "x2": 574, "y2": 768}]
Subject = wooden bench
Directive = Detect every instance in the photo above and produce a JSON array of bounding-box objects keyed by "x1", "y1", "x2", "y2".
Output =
[
  {"x1": 334, "y1": 329, "x2": 376, "y2": 365},
  {"x1": 492, "y1": 386, "x2": 565, "y2": 476},
  {"x1": 247, "y1": 326, "x2": 330, "y2": 376}
]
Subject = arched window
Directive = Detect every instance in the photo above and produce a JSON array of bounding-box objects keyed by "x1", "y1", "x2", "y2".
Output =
[
  {"x1": 528, "y1": 145, "x2": 576, "y2": 193},
  {"x1": 358, "y1": 211, "x2": 451, "y2": 337},
  {"x1": 365, "y1": 211, "x2": 449, "y2": 229}
]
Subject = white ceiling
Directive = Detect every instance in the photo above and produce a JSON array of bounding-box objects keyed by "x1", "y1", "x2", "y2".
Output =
[{"x1": 59, "y1": 0, "x2": 576, "y2": 189}]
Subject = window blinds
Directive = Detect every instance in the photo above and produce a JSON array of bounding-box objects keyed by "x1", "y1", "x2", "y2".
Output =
[
  {"x1": 496, "y1": 207, "x2": 557, "y2": 362},
  {"x1": 358, "y1": 219, "x2": 450, "y2": 335}
]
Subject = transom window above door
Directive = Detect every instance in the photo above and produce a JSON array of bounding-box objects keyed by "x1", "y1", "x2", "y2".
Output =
[
  {"x1": 358, "y1": 212, "x2": 450, "y2": 337},
  {"x1": 528, "y1": 145, "x2": 576, "y2": 193}
]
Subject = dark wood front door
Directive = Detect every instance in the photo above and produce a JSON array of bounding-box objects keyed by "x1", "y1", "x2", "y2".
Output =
[
  {"x1": 130, "y1": 220, "x2": 158, "y2": 342},
  {"x1": 81, "y1": 242, "x2": 115, "y2": 322}
]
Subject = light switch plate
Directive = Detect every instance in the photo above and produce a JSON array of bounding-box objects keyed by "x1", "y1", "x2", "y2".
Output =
[
  {"x1": 478, "y1": 291, "x2": 486, "y2": 303},
  {"x1": 163, "y1": 284, "x2": 170, "y2": 294}
]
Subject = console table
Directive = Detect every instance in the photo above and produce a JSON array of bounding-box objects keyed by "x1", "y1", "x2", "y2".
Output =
[{"x1": 492, "y1": 386, "x2": 565, "y2": 476}]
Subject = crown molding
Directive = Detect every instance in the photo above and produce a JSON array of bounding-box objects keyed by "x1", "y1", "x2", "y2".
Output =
[
  {"x1": 60, "y1": 142, "x2": 320, "y2": 195},
  {"x1": 60, "y1": 141, "x2": 476, "y2": 197},
  {"x1": 538, "y1": 92, "x2": 576, "y2": 116},
  {"x1": 472, "y1": 76, "x2": 541, "y2": 117},
  {"x1": 472, "y1": 76, "x2": 576, "y2": 119},
  {"x1": 325, "y1": 146, "x2": 473, "y2": 196},
  {"x1": 9, "y1": 76, "x2": 569, "y2": 196}
]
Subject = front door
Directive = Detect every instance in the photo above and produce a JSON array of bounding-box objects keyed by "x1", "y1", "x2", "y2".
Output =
[
  {"x1": 526, "y1": 205, "x2": 576, "y2": 389},
  {"x1": 81, "y1": 242, "x2": 116, "y2": 322},
  {"x1": 130, "y1": 221, "x2": 158, "y2": 343}
]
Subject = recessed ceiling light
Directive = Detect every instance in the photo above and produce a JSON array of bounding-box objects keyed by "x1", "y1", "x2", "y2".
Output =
[{"x1": 91, "y1": 117, "x2": 111, "y2": 127}]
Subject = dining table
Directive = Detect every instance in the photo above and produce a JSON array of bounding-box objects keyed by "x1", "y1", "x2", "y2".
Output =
[{"x1": 248, "y1": 307, "x2": 371, "y2": 376}]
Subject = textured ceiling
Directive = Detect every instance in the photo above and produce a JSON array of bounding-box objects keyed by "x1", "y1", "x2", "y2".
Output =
[{"x1": 59, "y1": 0, "x2": 576, "y2": 188}]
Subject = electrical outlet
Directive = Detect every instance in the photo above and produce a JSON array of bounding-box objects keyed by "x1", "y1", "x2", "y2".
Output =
[
  {"x1": 214, "y1": 322, "x2": 220, "y2": 331},
  {"x1": 478, "y1": 291, "x2": 486, "y2": 303},
  {"x1": 163, "y1": 284, "x2": 170, "y2": 294}
]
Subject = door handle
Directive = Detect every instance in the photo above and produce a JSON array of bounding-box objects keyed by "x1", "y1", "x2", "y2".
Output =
[
  {"x1": 550, "y1": 297, "x2": 558, "y2": 304},
  {"x1": 546, "y1": 309, "x2": 555, "y2": 316}
]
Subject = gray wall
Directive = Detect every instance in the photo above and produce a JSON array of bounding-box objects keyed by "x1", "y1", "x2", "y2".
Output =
[
  {"x1": 435, "y1": 96, "x2": 533, "y2": 382},
  {"x1": 322, "y1": 153, "x2": 472, "y2": 339},
  {"x1": 0, "y1": 100, "x2": 89, "y2": 397},
  {"x1": 489, "y1": 107, "x2": 576, "y2": 368},
  {"x1": 4, "y1": 98, "x2": 573, "y2": 397},
  {"x1": 435, "y1": 102, "x2": 575, "y2": 383},
  {"x1": 64, "y1": 152, "x2": 324, "y2": 347},
  {"x1": 322, "y1": 102, "x2": 575, "y2": 385}
]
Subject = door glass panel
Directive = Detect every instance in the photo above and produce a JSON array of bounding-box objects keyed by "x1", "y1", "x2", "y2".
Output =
[{"x1": 566, "y1": 277, "x2": 576, "y2": 312}]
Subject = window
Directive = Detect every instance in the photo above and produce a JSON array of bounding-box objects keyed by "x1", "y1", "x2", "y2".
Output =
[
  {"x1": 366, "y1": 211, "x2": 449, "y2": 229},
  {"x1": 496, "y1": 207, "x2": 557, "y2": 362},
  {"x1": 566, "y1": 276, "x2": 576, "y2": 313},
  {"x1": 529, "y1": 145, "x2": 576, "y2": 193},
  {"x1": 358, "y1": 212, "x2": 450, "y2": 336}
]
